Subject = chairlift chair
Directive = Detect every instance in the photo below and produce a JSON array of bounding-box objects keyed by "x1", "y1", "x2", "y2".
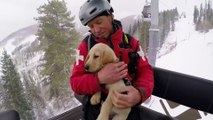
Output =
[{"x1": 142, "y1": 2, "x2": 151, "y2": 18}]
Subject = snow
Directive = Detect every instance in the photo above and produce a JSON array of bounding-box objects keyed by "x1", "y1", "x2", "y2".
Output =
[
  {"x1": 144, "y1": 13, "x2": 213, "y2": 119},
  {"x1": 156, "y1": 17, "x2": 213, "y2": 80},
  {"x1": 0, "y1": 35, "x2": 36, "y2": 55}
]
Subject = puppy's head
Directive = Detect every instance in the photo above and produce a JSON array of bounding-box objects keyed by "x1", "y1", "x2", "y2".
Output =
[{"x1": 84, "y1": 43, "x2": 118, "y2": 72}]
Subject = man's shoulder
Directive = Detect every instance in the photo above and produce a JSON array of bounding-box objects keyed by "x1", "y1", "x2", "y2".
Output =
[
  {"x1": 83, "y1": 35, "x2": 90, "y2": 42},
  {"x1": 82, "y1": 34, "x2": 96, "y2": 50}
]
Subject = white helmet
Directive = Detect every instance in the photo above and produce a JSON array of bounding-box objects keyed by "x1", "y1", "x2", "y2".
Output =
[{"x1": 79, "y1": 0, "x2": 113, "y2": 26}]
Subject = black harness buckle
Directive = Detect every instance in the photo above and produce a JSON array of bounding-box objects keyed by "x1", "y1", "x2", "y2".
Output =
[{"x1": 123, "y1": 78, "x2": 131, "y2": 86}]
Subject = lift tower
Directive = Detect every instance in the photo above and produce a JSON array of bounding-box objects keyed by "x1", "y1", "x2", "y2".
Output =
[{"x1": 148, "y1": 0, "x2": 159, "y2": 66}]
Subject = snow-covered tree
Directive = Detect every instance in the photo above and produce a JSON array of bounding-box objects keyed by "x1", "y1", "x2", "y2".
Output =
[{"x1": 0, "y1": 50, "x2": 35, "y2": 120}]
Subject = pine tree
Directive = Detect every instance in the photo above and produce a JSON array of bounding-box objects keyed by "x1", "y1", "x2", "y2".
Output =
[
  {"x1": 160, "y1": 11, "x2": 167, "y2": 46},
  {"x1": 139, "y1": 21, "x2": 150, "y2": 53},
  {"x1": 21, "y1": 71, "x2": 48, "y2": 119},
  {"x1": 0, "y1": 77, "x2": 6, "y2": 108},
  {"x1": 193, "y1": 6, "x2": 199, "y2": 24},
  {"x1": 207, "y1": 0, "x2": 212, "y2": 21},
  {"x1": 0, "y1": 50, "x2": 35, "y2": 120},
  {"x1": 158, "y1": 8, "x2": 179, "y2": 47},
  {"x1": 194, "y1": 1, "x2": 213, "y2": 32},
  {"x1": 35, "y1": 0, "x2": 80, "y2": 99},
  {"x1": 200, "y1": 4, "x2": 204, "y2": 21}
]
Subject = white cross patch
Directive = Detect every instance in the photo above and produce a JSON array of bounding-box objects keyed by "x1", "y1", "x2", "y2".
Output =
[
  {"x1": 73, "y1": 49, "x2": 84, "y2": 65},
  {"x1": 138, "y1": 45, "x2": 146, "y2": 61}
]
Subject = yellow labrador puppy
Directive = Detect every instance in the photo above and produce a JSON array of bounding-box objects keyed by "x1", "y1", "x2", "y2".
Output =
[{"x1": 84, "y1": 43, "x2": 131, "y2": 120}]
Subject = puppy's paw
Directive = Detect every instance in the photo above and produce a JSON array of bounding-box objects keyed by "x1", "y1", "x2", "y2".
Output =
[
  {"x1": 112, "y1": 115, "x2": 128, "y2": 120},
  {"x1": 90, "y1": 95, "x2": 101, "y2": 105},
  {"x1": 97, "y1": 115, "x2": 109, "y2": 120}
]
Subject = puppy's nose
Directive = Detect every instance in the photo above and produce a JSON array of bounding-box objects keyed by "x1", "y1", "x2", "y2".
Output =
[{"x1": 84, "y1": 65, "x2": 89, "y2": 71}]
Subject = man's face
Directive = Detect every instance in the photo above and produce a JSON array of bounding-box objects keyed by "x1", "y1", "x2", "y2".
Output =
[{"x1": 87, "y1": 15, "x2": 113, "y2": 39}]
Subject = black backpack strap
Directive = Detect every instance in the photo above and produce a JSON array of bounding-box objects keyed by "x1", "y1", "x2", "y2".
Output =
[
  {"x1": 84, "y1": 34, "x2": 96, "y2": 50},
  {"x1": 123, "y1": 33, "x2": 140, "y2": 75}
]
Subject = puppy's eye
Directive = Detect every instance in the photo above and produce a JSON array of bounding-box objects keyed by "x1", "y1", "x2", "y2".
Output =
[{"x1": 94, "y1": 55, "x2": 99, "y2": 59}]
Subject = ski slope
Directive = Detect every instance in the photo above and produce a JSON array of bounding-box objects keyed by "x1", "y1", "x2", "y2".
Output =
[
  {"x1": 156, "y1": 16, "x2": 213, "y2": 80},
  {"x1": 147, "y1": 16, "x2": 213, "y2": 119}
]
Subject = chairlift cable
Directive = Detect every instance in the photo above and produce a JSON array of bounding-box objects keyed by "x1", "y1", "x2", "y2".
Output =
[
  {"x1": 159, "y1": 1, "x2": 170, "y2": 10},
  {"x1": 159, "y1": 1, "x2": 174, "y2": 10}
]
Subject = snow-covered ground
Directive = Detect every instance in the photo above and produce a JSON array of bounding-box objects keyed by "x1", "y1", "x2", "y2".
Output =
[
  {"x1": 157, "y1": 17, "x2": 213, "y2": 80},
  {"x1": 145, "y1": 16, "x2": 213, "y2": 119}
]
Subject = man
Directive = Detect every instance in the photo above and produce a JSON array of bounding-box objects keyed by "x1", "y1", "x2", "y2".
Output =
[{"x1": 70, "y1": 0, "x2": 154, "y2": 119}]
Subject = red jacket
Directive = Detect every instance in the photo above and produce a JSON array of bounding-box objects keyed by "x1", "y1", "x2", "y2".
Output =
[{"x1": 70, "y1": 23, "x2": 154, "y2": 102}]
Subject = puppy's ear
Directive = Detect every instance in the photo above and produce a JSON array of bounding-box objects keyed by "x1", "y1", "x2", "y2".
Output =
[
  {"x1": 102, "y1": 48, "x2": 116, "y2": 64},
  {"x1": 85, "y1": 54, "x2": 89, "y2": 63}
]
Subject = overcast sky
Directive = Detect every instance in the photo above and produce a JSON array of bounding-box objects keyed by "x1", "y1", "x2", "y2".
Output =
[
  {"x1": 0, "y1": 0, "x2": 146, "y2": 41},
  {"x1": 0, "y1": 0, "x2": 201, "y2": 41}
]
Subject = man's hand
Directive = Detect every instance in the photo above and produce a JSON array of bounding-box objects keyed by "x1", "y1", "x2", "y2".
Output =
[
  {"x1": 111, "y1": 86, "x2": 141, "y2": 108},
  {"x1": 97, "y1": 61, "x2": 127, "y2": 84}
]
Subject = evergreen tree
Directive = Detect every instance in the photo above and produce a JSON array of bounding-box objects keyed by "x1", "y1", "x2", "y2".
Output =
[
  {"x1": 195, "y1": 1, "x2": 213, "y2": 32},
  {"x1": 35, "y1": 0, "x2": 80, "y2": 99},
  {"x1": 0, "y1": 78, "x2": 6, "y2": 109},
  {"x1": 207, "y1": 1, "x2": 210, "y2": 20},
  {"x1": 0, "y1": 50, "x2": 35, "y2": 120},
  {"x1": 160, "y1": 11, "x2": 167, "y2": 46},
  {"x1": 193, "y1": 6, "x2": 199, "y2": 24},
  {"x1": 204, "y1": 0, "x2": 208, "y2": 21},
  {"x1": 22, "y1": 71, "x2": 49, "y2": 119},
  {"x1": 139, "y1": 21, "x2": 150, "y2": 53},
  {"x1": 207, "y1": 0, "x2": 213, "y2": 21},
  {"x1": 159, "y1": 8, "x2": 179, "y2": 47},
  {"x1": 200, "y1": 4, "x2": 204, "y2": 21}
]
